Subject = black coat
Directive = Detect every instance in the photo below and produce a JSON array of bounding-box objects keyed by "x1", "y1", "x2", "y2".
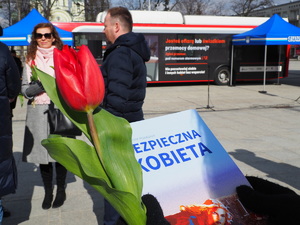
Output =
[
  {"x1": 0, "y1": 42, "x2": 21, "y2": 197},
  {"x1": 101, "y1": 32, "x2": 150, "y2": 122}
]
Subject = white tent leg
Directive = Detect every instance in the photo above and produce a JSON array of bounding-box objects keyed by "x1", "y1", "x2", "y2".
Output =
[
  {"x1": 260, "y1": 45, "x2": 268, "y2": 93},
  {"x1": 230, "y1": 45, "x2": 234, "y2": 86}
]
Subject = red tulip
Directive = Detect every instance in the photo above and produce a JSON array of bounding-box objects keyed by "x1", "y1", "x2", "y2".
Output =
[
  {"x1": 30, "y1": 60, "x2": 39, "y2": 82},
  {"x1": 54, "y1": 45, "x2": 105, "y2": 113}
]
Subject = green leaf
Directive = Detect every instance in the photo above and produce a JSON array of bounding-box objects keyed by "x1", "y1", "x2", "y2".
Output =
[
  {"x1": 31, "y1": 65, "x2": 39, "y2": 82},
  {"x1": 37, "y1": 68, "x2": 146, "y2": 225},
  {"x1": 34, "y1": 67, "x2": 88, "y2": 137},
  {"x1": 42, "y1": 137, "x2": 146, "y2": 225},
  {"x1": 18, "y1": 94, "x2": 24, "y2": 107},
  {"x1": 94, "y1": 110, "x2": 143, "y2": 199}
]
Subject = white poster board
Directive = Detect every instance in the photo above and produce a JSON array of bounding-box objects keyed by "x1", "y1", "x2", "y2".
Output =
[{"x1": 131, "y1": 109, "x2": 267, "y2": 225}]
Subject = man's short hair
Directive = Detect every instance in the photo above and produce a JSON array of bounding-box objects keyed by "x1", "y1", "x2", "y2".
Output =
[{"x1": 107, "y1": 7, "x2": 133, "y2": 32}]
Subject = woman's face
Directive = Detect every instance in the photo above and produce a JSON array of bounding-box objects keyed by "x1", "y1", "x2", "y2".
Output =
[{"x1": 35, "y1": 27, "x2": 55, "y2": 48}]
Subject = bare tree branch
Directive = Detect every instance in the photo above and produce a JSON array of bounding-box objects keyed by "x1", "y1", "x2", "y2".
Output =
[
  {"x1": 230, "y1": 0, "x2": 274, "y2": 16},
  {"x1": 207, "y1": 0, "x2": 228, "y2": 16},
  {"x1": 172, "y1": 0, "x2": 209, "y2": 15},
  {"x1": 84, "y1": 0, "x2": 110, "y2": 21}
]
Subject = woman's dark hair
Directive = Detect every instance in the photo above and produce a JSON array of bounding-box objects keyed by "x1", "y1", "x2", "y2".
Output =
[{"x1": 26, "y1": 23, "x2": 63, "y2": 62}]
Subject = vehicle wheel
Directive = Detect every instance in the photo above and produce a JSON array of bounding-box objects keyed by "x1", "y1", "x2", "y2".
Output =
[
  {"x1": 146, "y1": 75, "x2": 153, "y2": 82},
  {"x1": 214, "y1": 67, "x2": 230, "y2": 85}
]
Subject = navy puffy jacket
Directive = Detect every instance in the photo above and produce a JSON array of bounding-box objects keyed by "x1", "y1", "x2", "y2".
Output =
[
  {"x1": 101, "y1": 32, "x2": 150, "y2": 122},
  {"x1": 0, "y1": 41, "x2": 21, "y2": 197}
]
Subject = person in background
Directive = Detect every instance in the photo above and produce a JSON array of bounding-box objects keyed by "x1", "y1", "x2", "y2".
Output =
[
  {"x1": 0, "y1": 25, "x2": 21, "y2": 225},
  {"x1": 21, "y1": 23, "x2": 68, "y2": 210},
  {"x1": 100, "y1": 6, "x2": 150, "y2": 225},
  {"x1": 9, "y1": 49, "x2": 23, "y2": 117},
  {"x1": 10, "y1": 49, "x2": 23, "y2": 75}
]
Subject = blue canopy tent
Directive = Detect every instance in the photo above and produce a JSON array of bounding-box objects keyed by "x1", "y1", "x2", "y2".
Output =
[
  {"x1": 0, "y1": 9, "x2": 73, "y2": 46},
  {"x1": 231, "y1": 14, "x2": 300, "y2": 92}
]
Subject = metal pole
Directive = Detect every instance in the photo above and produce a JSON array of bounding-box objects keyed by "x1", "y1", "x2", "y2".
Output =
[
  {"x1": 149, "y1": 0, "x2": 151, "y2": 11},
  {"x1": 263, "y1": 45, "x2": 267, "y2": 92},
  {"x1": 230, "y1": 44, "x2": 234, "y2": 86},
  {"x1": 8, "y1": 0, "x2": 11, "y2": 25},
  {"x1": 259, "y1": 45, "x2": 268, "y2": 93}
]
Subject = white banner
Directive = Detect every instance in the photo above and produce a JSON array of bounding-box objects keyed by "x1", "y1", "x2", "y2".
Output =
[{"x1": 131, "y1": 109, "x2": 267, "y2": 225}]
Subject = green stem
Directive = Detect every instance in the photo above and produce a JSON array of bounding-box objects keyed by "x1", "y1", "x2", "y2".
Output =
[
  {"x1": 87, "y1": 111, "x2": 112, "y2": 186},
  {"x1": 87, "y1": 111, "x2": 102, "y2": 160}
]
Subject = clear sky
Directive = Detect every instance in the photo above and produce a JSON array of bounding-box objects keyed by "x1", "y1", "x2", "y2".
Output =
[
  {"x1": 273, "y1": 0, "x2": 298, "y2": 5},
  {"x1": 274, "y1": 0, "x2": 290, "y2": 4},
  {"x1": 111, "y1": 0, "x2": 295, "y2": 7}
]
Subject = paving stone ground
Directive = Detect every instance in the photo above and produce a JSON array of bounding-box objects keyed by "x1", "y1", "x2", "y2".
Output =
[{"x1": 3, "y1": 60, "x2": 300, "y2": 225}]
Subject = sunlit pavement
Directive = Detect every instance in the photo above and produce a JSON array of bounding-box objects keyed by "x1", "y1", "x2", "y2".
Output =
[{"x1": 3, "y1": 60, "x2": 300, "y2": 224}]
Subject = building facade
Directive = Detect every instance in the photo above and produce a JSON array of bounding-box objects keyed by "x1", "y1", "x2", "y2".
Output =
[
  {"x1": 249, "y1": 1, "x2": 300, "y2": 58},
  {"x1": 50, "y1": 0, "x2": 85, "y2": 22},
  {"x1": 249, "y1": 0, "x2": 300, "y2": 27}
]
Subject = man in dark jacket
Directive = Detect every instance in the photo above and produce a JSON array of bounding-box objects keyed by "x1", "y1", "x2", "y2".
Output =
[
  {"x1": 101, "y1": 6, "x2": 150, "y2": 123},
  {"x1": 9, "y1": 49, "x2": 23, "y2": 117},
  {"x1": 100, "y1": 6, "x2": 150, "y2": 225},
  {"x1": 0, "y1": 26, "x2": 21, "y2": 223}
]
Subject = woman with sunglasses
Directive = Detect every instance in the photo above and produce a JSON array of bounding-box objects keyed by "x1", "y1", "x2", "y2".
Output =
[{"x1": 21, "y1": 23, "x2": 68, "y2": 210}]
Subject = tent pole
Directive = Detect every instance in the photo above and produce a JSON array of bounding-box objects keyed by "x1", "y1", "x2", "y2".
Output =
[
  {"x1": 230, "y1": 45, "x2": 234, "y2": 86},
  {"x1": 264, "y1": 45, "x2": 267, "y2": 91},
  {"x1": 260, "y1": 45, "x2": 268, "y2": 93},
  {"x1": 276, "y1": 46, "x2": 282, "y2": 85}
]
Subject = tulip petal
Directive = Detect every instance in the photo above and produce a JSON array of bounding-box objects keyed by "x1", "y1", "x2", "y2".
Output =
[
  {"x1": 54, "y1": 47, "x2": 87, "y2": 111},
  {"x1": 77, "y1": 45, "x2": 105, "y2": 111},
  {"x1": 54, "y1": 45, "x2": 105, "y2": 112}
]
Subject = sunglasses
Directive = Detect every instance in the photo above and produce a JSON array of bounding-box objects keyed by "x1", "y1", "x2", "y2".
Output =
[{"x1": 35, "y1": 33, "x2": 52, "y2": 39}]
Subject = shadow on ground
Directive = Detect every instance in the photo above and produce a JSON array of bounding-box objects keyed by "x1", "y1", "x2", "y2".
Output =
[{"x1": 229, "y1": 149, "x2": 300, "y2": 190}]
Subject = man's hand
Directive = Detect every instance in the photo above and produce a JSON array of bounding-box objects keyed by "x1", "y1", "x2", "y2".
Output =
[
  {"x1": 9, "y1": 98, "x2": 15, "y2": 103},
  {"x1": 116, "y1": 194, "x2": 170, "y2": 225}
]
